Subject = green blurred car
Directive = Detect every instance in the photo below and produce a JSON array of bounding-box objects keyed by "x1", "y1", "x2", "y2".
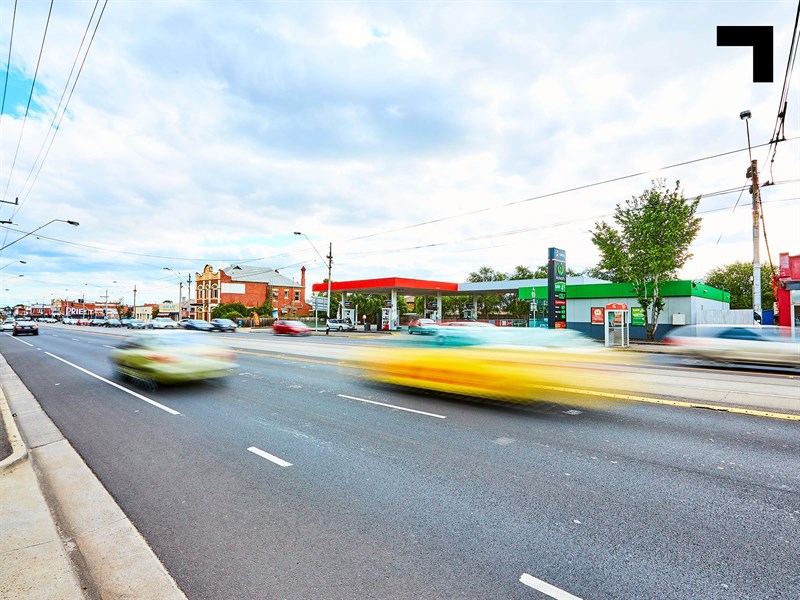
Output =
[{"x1": 110, "y1": 331, "x2": 237, "y2": 388}]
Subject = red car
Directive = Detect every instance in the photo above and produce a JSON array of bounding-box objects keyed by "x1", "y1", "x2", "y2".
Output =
[{"x1": 273, "y1": 320, "x2": 312, "y2": 336}]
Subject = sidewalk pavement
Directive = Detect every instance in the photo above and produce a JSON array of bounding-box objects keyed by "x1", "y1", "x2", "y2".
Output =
[{"x1": 0, "y1": 353, "x2": 186, "y2": 600}]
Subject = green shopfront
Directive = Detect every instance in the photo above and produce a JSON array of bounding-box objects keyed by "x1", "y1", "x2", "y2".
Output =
[{"x1": 518, "y1": 281, "x2": 731, "y2": 341}]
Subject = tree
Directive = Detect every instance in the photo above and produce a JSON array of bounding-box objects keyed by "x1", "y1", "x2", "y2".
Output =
[
  {"x1": 591, "y1": 179, "x2": 701, "y2": 340},
  {"x1": 212, "y1": 302, "x2": 248, "y2": 319},
  {"x1": 704, "y1": 262, "x2": 775, "y2": 310},
  {"x1": 467, "y1": 266, "x2": 507, "y2": 317}
]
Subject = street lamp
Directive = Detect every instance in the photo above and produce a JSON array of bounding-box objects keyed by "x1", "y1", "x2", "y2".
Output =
[
  {"x1": 294, "y1": 231, "x2": 332, "y2": 319},
  {"x1": 740, "y1": 109, "x2": 761, "y2": 323},
  {"x1": 0, "y1": 219, "x2": 79, "y2": 252},
  {"x1": 163, "y1": 267, "x2": 183, "y2": 321},
  {"x1": 0, "y1": 259, "x2": 26, "y2": 271}
]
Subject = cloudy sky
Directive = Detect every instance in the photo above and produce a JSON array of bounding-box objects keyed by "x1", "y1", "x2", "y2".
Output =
[{"x1": 0, "y1": 0, "x2": 797, "y2": 307}]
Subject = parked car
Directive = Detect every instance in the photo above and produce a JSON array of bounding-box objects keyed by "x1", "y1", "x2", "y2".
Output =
[
  {"x1": 326, "y1": 318, "x2": 356, "y2": 332},
  {"x1": 407, "y1": 318, "x2": 438, "y2": 335},
  {"x1": 13, "y1": 321, "x2": 38, "y2": 336},
  {"x1": 273, "y1": 320, "x2": 312, "y2": 336},
  {"x1": 120, "y1": 318, "x2": 133, "y2": 327},
  {"x1": 182, "y1": 319, "x2": 214, "y2": 332},
  {"x1": 663, "y1": 324, "x2": 800, "y2": 371},
  {"x1": 127, "y1": 319, "x2": 146, "y2": 329},
  {"x1": 90, "y1": 317, "x2": 108, "y2": 326},
  {"x1": 110, "y1": 331, "x2": 237, "y2": 387},
  {"x1": 146, "y1": 317, "x2": 179, "y2": 329},
  {"x1": 104, "y1": 319, "x2": 123, "y2": 328},
  {"x1": 210, "y1": 318, "x2": 237, "y2": 332},
  {"x1": 2, "y1": 318, "x2": 15, "y2": 332}
]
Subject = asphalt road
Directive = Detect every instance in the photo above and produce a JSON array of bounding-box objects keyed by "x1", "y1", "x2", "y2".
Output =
[{"x1": 2, "y1": 325, "x2": 798, "y2": 599}]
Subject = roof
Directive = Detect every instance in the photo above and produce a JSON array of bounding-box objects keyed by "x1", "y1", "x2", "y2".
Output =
[
  {"x1": 223, "y1": 265, "x2": 298, "y2": 287},
  {"x1": 311, "y1": 277, "x2": 460, "y2": 295}
]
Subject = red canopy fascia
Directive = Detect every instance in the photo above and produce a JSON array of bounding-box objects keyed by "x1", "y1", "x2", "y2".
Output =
[{"x1": 311, "y1": 277, "x2": 459, "y2": 295}]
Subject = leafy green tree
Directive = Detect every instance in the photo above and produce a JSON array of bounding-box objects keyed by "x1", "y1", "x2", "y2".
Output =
[
  {"x1": 467, "y1": 266, "x2": 506, "y2": 317},
  {"x1": 591, "y1": 179, "x2": 701, "y2": 340},
  {"x1": 704, "y1": 262, "x2": 775, "y2": 310},
  {"x1": 211, "y1": 302, "x2": 248, "y2": 319}
]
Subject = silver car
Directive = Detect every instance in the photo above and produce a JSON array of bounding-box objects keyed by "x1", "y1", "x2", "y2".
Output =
[
  {"x1": 146, "y1": 317, "x2": 179, "y2": 329},
  {"x1": 664, "y1": 324, "x2": 800, "y2": 371}
]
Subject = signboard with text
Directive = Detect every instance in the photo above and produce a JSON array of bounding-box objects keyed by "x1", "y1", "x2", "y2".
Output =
[
  {"x1": 631, "y1": 306, "x2": 645, "y2": 326},
  {"x1": 591, "y1": 307, "x2": 605, "y2": 325},
  {"x1": 547, "y1": 247, "x2": 567, "y2": 329}
]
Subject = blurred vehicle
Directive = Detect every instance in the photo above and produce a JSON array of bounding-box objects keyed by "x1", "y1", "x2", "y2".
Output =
[
  {"x1": 40, "y1": 317, "x2": 57, "y2": 323},
  {"x1": 273, "y1": 320, "x2": 311, "y2": 336},
  {"x1": 350, "y1": 327, "x2": 634, "y2": 406},
  {"x1": 13, "y1": 321, "x2": 38, "y2": 336},
  {"x1": 104, "y1": 319, "x2": 123, "y2": 328},
  {"x1": 120, "y1": 318, "x2": 133, "y2": 327},
  {"x1": 75, "y1": 317, "x2": 92, "y2": 326},
  {"x1": 62, "y1": 317, "x2": 74, "y2": 325},
  {"x1": 435, "y1": 321, "x2": 496, "y2": 346},
  {"x1": 182, "y1": 319, "x2": 214, "y2": 331},
  {"x1": 90, "y1": 317, "x2": 107, "y2": 326},
  {"x1": 210, "y1": 318, "x2": 237, "y2": 332},
  {"x1": 326, "y1": 318, "x2": 356, "y2": 332},
  {"x1": 110, "y1": 331, "x2": 237, "y2": 387},
  {"x1": 177, "y1": 319, "x2": 190, "y2": 328},
  {"x1": 127, "y1": 319, "x2": 146, "y2": 329},
  {"x1": 147, "y1": 317, "x2": 179, "y2": 329},
  {"x1": 407, "y1": 318, "x2": 438, "y2": 335},
  {"x1": 2, "y1": 318, "x2": 15, "y2": 332},
  {"x1": 663, "y1": 324, "x2": 800, "y2": 371}
]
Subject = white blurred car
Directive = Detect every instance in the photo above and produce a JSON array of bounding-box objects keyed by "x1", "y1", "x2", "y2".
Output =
[
  {"x1": 664, "y1": 325, "x2": 800, "y2": 371},
  {"x1": 147, "y1": 317, "x2": 179, "y2": 329},
  {"x1": 2, "y1": 318, "x2": 15, "y2": 332}
]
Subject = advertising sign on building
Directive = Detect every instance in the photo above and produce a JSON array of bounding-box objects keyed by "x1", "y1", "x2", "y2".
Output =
[
  {"x1": 631, "y1": 306, "x2": 645, "y2": 326},
  {"x1": 547, "y1": 247, "x2": 567, "y2": 329},
  {"x1": 591, "y1": 307, "x2": 605, "y2": 324}
]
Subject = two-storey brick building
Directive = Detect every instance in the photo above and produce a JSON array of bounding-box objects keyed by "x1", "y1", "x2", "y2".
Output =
[{"x1": 195, "y1": 264, "x2": 310, "y2": 321}]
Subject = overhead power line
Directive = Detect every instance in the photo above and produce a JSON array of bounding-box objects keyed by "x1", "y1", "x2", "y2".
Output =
[
  {"x1": 12, "y1": 0, "x2": 103, "y2": 210},
  {"x1": 1, "y1": 0, "x2": 54, "y2": 203},
  {"x1": 344, "y1": 138, "x2": 797, "y2": 244},
  {"x1": 0, "y1": 0, "x2": 18, "y2": 116}
]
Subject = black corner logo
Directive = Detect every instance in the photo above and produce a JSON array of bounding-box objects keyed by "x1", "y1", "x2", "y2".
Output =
[{"x1": 717, "y1": 26, "x2": 773, "y2": 82}]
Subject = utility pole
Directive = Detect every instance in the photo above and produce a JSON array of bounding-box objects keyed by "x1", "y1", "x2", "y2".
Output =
[
  {"x1": 327, "y1": 242, "x2": 333, "y2": 319},
  {"x1": 748, "y1": 159, "x2": 762, "y2": 322},
  {"x1": 132, "y1": 285, "x2": 137, "y2": 319},
  {"x1": 187, "y1": 273, "x2": 192, "y2": 319}
]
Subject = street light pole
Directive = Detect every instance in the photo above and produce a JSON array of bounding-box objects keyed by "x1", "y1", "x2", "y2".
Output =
[
  {"x1": 740, "y1": 110, "x2": 761, "y2": 323},
  {"x1": 294, "y1": 232, "x2": 332, "y2": 318},
  {"x1": 0, "y1": 219, "x2": 79, "y2": 252},
  {"x1": 163, "y1": 267, "x2": 183, "y2": 321}
]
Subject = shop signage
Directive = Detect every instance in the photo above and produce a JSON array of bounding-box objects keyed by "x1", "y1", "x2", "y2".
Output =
[
  {"x1": 591, "y1": 307, "x2": 605, "y2": 324},
  {"x1": 548, "y1": 247, "x2": 567, "y2": 329}
]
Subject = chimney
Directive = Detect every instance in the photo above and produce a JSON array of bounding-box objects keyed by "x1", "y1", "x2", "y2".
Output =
[{"x1": 301, "y1": 266, "x2": 306, "y2": 288}]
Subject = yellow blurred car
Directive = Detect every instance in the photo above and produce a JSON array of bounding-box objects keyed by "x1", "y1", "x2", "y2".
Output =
[
  {"x1": 111, "y1": 331, "x2": 237, "y2": 388},
  {"x1": 350, "y1": 329, "x2": 638, "y2": 406}
]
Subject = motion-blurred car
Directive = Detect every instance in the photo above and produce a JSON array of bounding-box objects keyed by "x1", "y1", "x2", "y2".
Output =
[
  {"x1": 407, "y1": 318, "x2": 438, "y2": 335},
  {"x1": 210, "y1": 318, "x2": 237, "y2": 332},
  {"x1": 273, "y1": 320, "x2": 312, "y2": 336},
  {"x1": 90, "y1": 317, "x2": 107, "y2": 326},
  {"x1": 663, "y1": 324, "x2": 800, "y2": 371},
  {"x1": 147, "y1": 317, "x2": 179, "y2": 329},
  {"x1": 182, "y1": 319, "x2": 214, "y2": 331},
  {"x1": 127, "y1": 319, "x2": 146, "y2": 329},
  {"x1": 2, "y1": 318, "x2": 15, "y2": 332},
  {"x1": 13, "y1": 321, "x2": 38, "y2": 336},
  {"x1": 326, "y1": 318, "x2": 356, "y2": 332},
  {"x1": 435, "y1": 321, "x2": 496, "y2": 346},
  {"x1": 110, "y1": 331, "x2": 237, "y2": 387},
  {"x1": 104, "y1": 319, "x2": 123, "y2": 328},
  {"x1": 350, "y1": 327, "x2": 635, "y2": 406}
]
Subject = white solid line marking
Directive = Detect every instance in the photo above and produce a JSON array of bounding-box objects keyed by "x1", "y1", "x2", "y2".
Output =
[
  {"x1": 519, "y1": 573, "x2": 583, "y2": 600},
  {"x1": 9, "y1": 336, "x2": 35, "y2": 347},
  {"x1": 247, "y1": 446, "x2": 292, "y2": 467},
  {"x1": 338, "y1": 394, "x2": 447, "y2": 419},
  {"x1": 44, "y1": 352, "x2": 181, "y2": 415},
  {"x1": 103, "y1": 344, "x2": 115, "y2": 349}
]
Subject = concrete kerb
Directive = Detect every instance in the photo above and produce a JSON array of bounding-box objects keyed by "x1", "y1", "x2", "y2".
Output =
[
  {"x1": 0, "y1": 353, "x2": 186, "y2": 600},
  {"x1": 0, "y1": 382, "x2": 26, "y2": 471}
]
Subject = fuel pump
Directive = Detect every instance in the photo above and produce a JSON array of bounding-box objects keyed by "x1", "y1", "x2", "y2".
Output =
[
  {"x1": 381, "y1": 305, "x2": 392, "y2": 330},
  {"x1": 342, "y1": 308, "x2": 356, "y2": 325}
]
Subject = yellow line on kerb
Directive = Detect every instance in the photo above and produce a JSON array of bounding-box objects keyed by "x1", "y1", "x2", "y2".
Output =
[{"x1": 538, "y1": 385, "x2": 800, "y2": 421}]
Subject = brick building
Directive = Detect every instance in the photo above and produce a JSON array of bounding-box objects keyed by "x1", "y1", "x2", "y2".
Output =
[{"x1": 195, "y1": 264, "x2": 310, "y2": 321}]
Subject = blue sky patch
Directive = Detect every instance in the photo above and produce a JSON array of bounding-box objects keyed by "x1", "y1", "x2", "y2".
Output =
[{"x1": 0, "y1": 67, "x2": 48, "y2": 117}]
